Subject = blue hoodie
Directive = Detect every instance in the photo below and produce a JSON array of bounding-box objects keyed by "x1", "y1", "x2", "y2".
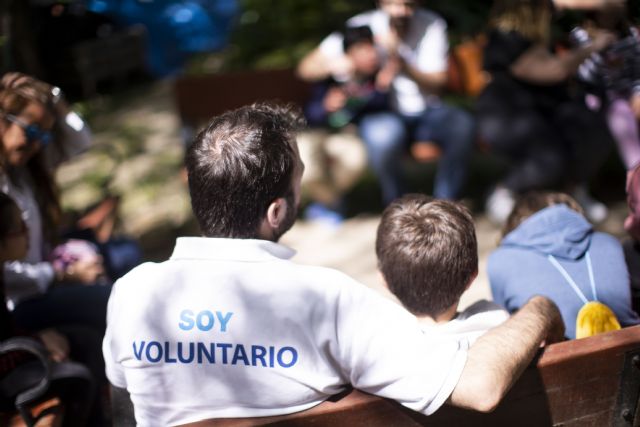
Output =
[{"x1": 488, "y1": 204, "x2": 640, "y2": 339}]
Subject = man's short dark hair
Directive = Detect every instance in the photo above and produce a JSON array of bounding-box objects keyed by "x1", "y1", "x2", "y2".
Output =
[
  {"x1": 185, "y1": 102, "x2": 305, "y2": 238},
  {"x1": 343, "y1": 25, "x2": 374, "y2": 52},
  {"x1": 376, "y1": 194, "x2": 478, "y2": 317}
]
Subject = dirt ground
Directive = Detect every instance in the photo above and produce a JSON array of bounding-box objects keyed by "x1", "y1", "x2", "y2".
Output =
[{"x1": 56, "y1": 80, "x2": 631, "y2": 310}]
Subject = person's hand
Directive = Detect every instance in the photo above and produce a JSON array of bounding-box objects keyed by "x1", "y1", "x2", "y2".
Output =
[
  {"x1": 328, "y1": 56, "x2": 355, "y2": 81},
  {"x1": 590, "y1": 29, "x2": 617, "y2": 52},
  {"x1": 378, "y1": 28, "x2": 402, "y2": 56},
  {"x1": 323, "y1": 87, "x2": 348, "y2": 113},
  {"x1": 37, "y1": 329, "x2": 69, "y2": 362},
  {"x1": 376, "y1": 56, "x2": 401, "y2": 91},
  {"x1": 630, "y1": 92, "x2": 640, "y2": 120},
  {"x1": 528, "y1": 296, "x2": 565, "y2": 346},
  {"x1": 61, "y1": 257, "x2": 105, "y2": 285}
]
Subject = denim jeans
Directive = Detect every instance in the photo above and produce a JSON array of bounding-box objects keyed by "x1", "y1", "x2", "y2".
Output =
[{"x1": 358, "y1": 103, "x2": 475, "y2": 204}]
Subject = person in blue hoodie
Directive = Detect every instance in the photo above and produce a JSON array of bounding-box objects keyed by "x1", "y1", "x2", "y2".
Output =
[{"x1": 488, "y1": 191, "x2": 639, "y2": 339}]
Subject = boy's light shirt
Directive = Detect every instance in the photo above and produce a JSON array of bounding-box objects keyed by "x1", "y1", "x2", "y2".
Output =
[{"x1": 419, "y1": 300, "x2": 510, "y2": 345}]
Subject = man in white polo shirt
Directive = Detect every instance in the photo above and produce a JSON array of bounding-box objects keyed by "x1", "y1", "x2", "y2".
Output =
[
  {"x1": 103, "y1": 102, "x2": 563, "y2": 426},
  {"x1": 297, "y1": 0, "x2": 475, "y2": 204}
]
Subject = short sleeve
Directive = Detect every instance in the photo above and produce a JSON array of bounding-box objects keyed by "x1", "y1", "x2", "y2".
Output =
[
  {"x1": 336, "y1": 284, "x2": 468, "y2": 415},
  {"x1": 102, "y1": 283, "x2": 127, "y2": 388},
  {"x1": 319, "y1": 32, "x2": 345, "y2": 60},
  {"x1": 413, "y1": 17, "x2": 449, "y2": 73}
]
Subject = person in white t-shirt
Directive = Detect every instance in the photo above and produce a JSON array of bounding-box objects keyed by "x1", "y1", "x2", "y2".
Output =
[
  {"x1": 376, "y1": 194, "x2": 509, "y2": 344},
  {"x1": 103, "y1": 102, "x2": 563, "y2": 426},
  {"x1": 297, "y1": 0, "x2": 475, "y2": 204}
]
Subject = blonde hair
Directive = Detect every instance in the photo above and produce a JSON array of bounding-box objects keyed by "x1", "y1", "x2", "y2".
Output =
[{"x1": 490, "y1": 0, "x2": 552, "y2": 44}]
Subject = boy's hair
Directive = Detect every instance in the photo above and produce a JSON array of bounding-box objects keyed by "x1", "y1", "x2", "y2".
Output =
[
  {"x1": 502, "y1": 191, "x2": 584, "y2": 238},
  {"x1": 376, "y1": 194, "x2": 478, "y2": 317},
  {"x1": 185, "y1": 101, "x2": 305, "y2": 239},
  {"x1": 343, "y1": 25, "x2": 374, "y2": 52},
  {"x1": 0, "y1": 193, "x2": 19, "y2": 240}
]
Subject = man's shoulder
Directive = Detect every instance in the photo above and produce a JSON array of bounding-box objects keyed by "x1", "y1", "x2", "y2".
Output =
[
  {"x1": 414, "y1": 8, "x2": 447, "y2": 31},
  {"x1": 346, "y1": 9, "x2": 379, "y2": 27}
]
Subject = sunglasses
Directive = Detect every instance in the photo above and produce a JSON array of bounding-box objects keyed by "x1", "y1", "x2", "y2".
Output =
[{"x1": 3, "y1": 114, "x2": 53, "y2": 146}]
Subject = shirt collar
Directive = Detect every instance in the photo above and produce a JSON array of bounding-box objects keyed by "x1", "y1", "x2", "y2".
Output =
[{"x1": 170, "y1": 237, "x2": 296, "y2": 262}]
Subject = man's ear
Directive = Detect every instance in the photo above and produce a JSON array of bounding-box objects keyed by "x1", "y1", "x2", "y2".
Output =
[{"x1": 265, "y1": 197, "x2": 288, "y2": 229}]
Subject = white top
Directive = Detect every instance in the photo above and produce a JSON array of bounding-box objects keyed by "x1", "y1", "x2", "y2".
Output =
[
  {"x1": 319, "y1": 9, "x2": 448, "y2": 116},
  {"x1": 103, "y1": 237, "x2": 468, "y2": 426},
  {"x1": 420, "y1": 300, "x2": 510, "y2": 345},
  {"x1": 2, "y1": 111, "x2": 91, "y2": 306}
]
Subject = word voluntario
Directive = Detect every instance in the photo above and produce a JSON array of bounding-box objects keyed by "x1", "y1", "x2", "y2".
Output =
[{"x1": 132, "y1": 309, "x2": 299, "y2": 369}]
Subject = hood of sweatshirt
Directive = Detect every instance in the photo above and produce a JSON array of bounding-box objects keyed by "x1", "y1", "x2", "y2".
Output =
[{"x1": 501, "y1": 204, "x2": 593, "y2": 260}]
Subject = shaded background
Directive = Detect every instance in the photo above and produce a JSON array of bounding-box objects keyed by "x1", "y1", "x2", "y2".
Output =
[{"x1": 0, "y1": 0, "x2": 637, "y2": 305}]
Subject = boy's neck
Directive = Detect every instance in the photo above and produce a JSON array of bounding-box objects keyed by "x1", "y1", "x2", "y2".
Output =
[{"x1": 416, "y1": 304, "x2": 459, "y2": 326}]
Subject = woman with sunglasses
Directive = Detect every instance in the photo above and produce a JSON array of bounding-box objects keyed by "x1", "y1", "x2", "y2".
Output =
[{"x1": 0, "y1": 72, "x2": 114, "y2": 335}]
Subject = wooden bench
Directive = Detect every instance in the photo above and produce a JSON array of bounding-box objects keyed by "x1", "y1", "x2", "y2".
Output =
[
  {"x1": 174, "y1": 68, "x2": 313, "y2": 131},
  {"x1": 179, "y1": 326, "x2": 640, "y2": 427},
  {"x1": 173, "y1": 39, "x2": 486, "y2": 131}
]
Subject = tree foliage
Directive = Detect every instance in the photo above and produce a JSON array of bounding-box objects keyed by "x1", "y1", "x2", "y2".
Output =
[{"x1": 221, "y1": 0, "x2": 494, "y2": 71}]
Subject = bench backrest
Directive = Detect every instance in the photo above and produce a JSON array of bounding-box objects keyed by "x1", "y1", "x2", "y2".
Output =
[
  {"x1": 173, "y1": 38, "x2": 488, "y2": 131},
  {"x1": 180, "y1": 325, "x2": 640, "y2": 427},
  {"x1": 173, "y1": 68, "x2": 313, "y2": 129}
]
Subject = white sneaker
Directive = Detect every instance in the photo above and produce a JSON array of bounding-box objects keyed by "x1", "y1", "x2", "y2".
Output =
[
  {"x1": 486, "y1": 186, "x2": 515, "y2": 225},
  {"x1": 572, "y1": 186, "x2": 608, "y2": 224}
]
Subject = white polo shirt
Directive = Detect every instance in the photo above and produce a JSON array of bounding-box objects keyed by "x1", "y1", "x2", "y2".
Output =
[
  {"x1": 103, "y1": 237, "x2": 467, "y2": 426},
  {"x1": 319, "y1": 9, "x2": 449, "y2": 116}
]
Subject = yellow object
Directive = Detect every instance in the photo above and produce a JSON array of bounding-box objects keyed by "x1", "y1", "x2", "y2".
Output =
[{"x1": 576, "y1": 301, "x2": 621, "y2": 339}]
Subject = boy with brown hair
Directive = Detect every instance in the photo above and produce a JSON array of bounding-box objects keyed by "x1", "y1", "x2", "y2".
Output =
[{"x1": 376, "y1": 193, "x2": 508, "y2": 343}]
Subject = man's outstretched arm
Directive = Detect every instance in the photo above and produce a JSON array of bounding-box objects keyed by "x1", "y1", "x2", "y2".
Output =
[{"x1": 449, "y1": 296, "x2": 564, "y2": 412}]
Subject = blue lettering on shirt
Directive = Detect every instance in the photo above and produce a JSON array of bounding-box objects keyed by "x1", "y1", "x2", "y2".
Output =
[
  {"x1": 196, "y1": 311, "x2": 215, "y2": 331},
  {"x1": 146, "y1": 341, "x2": 162, "y2": 363},
  {"x1": 131, "y1": 308, "x2": 297, "y2": 368},
  {"x1": 216, "y1": 311, "x2": 233, "y2": 332},
  {"x1": 197, "y1": 342, "x2": 215, "y2": 363},
  {"x1": 178, "y1": 310, "x2": 195, "y2": 331},
  {"x1": 164, "y1": 342, "x2": 177, "y2": 363},
  {"x1": 217, "y1": 343, "x2": 232, "y2": 364},
  {"x1": 133, "y1": 341, "x2": 145, "y2": 360},
  {"x1": 251, "y1": 345, "x2": 267, "y2": 367},
  {"x1": 178, "y1": 309, "x2": 234, "y2": 332},
  {"x1": 231, "y1": 344, "x2": 249, "y2": 366},
  {"x1": 131, "y1": 340, "x2": 299, "y2": 368},
  {"x1": 177, "y1": 342, "x2": 194, "y2": 363},
  {"x1": 277, "y1": 347, "x2": 298, "y2": 368}
]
